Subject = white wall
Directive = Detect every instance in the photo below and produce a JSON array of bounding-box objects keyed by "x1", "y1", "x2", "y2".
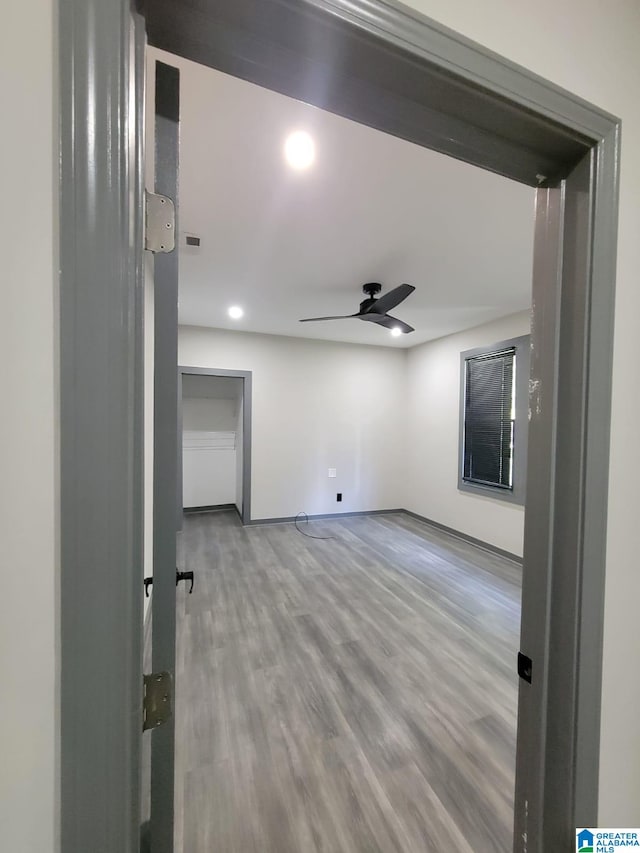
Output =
[
  {"x1": 402, "y1": 0, "x2": 640, "y2": 827},
  {"x1": 1, "y1": 2, "x2": 57, "y2": 852},
  {"x1": 182, "y1": 397, "x2": 236, "y2": 431},
  {"x1": 406, "y1": 311, "x2": 530, "y2": 557},
  {"x1": 181, "y1": 321, "x2": 532, "y2": 545},
  {"x1": 179, "y1": 326, "x2": 407, "y2": 518},
  {"x1": 182, "y1": 397, "x2": 238, "y2": 507},
  {"x1": 182, "y1": 437, "x2": 237, "y2": 507}
]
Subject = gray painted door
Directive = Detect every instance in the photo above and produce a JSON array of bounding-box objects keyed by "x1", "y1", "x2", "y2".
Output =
[{"x1": 149, "y1": 59, "x2": 181, "y2": 853}]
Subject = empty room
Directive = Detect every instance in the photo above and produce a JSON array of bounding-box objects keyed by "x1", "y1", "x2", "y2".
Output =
[
  {"x1": 11, "y1": 1, "x2": 634, "y2": 852},
  {"x1": 144, "y1": 43, "x2": 536, "y2": 853}
]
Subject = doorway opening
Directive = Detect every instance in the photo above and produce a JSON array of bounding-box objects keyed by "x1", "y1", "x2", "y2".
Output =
[
  {"x1": 178, "y1": 368, "x2": 252, "y2": 525},
  {"x1": 155, "y1": 45, "x2": 534, "y2": 853}
]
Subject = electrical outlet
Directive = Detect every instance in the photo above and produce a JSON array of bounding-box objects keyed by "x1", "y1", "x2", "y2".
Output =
[
  {"x1": 336, "y1": 493, "x2": 342, "y2": 502},
  {"x1": 328, "y1": 468, "x2": 337, "y2": 478}
]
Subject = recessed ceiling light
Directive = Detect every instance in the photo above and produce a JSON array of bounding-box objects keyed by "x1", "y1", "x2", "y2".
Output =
[
  {"x1": 228, "y1": 306, "x2": 244, "y2": 320},
  {"x1": 284, "y1": 130, "x2": 315, "y2": 170},
  {"x1": 390, "y1": 327, "x2": 403, "y2": 337}
]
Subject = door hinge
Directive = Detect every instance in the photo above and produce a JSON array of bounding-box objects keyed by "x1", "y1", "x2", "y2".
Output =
[
  {"x1": 145, "y1": 190, "x2": 175, "y2": 253},
  {"x1": 143, "y1": 671, "x2": 173, "y2": 731}
]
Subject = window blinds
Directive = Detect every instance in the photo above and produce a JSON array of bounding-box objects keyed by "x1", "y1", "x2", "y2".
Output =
[{"x1": 463, "y1": 348, "x2": 515, "y2": 489}]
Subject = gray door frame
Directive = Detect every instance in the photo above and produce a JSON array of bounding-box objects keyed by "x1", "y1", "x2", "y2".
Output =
[
  {"x1": 178, "y1": 366, "x2": 253, "y2": 524},
  {"x1": 59, "y1": 2, "x2": 147, "y2": 852},
  {"x1": 60, "y1": 1, "x2": 619, "y2": 852},
  {"x1": 149, "y1": 60, "x2": 181, "y2": 853}
]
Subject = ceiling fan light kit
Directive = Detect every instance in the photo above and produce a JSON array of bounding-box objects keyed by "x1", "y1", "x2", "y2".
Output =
[{"x1": 300, "y1": 282, "x2": 415, "y2": 334}]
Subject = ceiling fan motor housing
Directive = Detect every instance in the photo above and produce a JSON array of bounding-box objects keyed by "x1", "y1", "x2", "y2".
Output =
[
  {"x1": 362, "y1": 282, "x2": 382, "y2": 298},
  {"x1": 360, "y1": 282, "x2": 382, "y2": 312}
]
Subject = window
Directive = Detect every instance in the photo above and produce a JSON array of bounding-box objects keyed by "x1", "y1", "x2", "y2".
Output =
[
  {"x1": 459, "y1": 335, "x2": 529, "y2": 505},
  {"x1": 464, "y1": 347, "x2": 515, "y2": 489}
]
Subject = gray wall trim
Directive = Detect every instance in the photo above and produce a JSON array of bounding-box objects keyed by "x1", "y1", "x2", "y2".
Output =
[
  {"x1": 241, "y1": 373, "x2": 252, "y2": 523},
  {"x1": 572, "y1": 125, "x2": 619, "y2": 825},
  {"x1": 179, "y1": 366, "x2": 253, "y2": 379},
  {"x1": 458, "y1": 334, "x2": 530, "y2": 506},
  {"x1": 247, "y1": 507, "x2": 522, "y2": 564},
  {"x1": 514, "y1": 119, "x2": 619, "y2": 847},
  {"x1": 59, "y1": 2, "x2": 145, "y2": 851},
  {"x1": 245, "y1": 509, "x2": 405, "y2": 526},
  {"x1": 183, "y1": 503, "x2": 238, "y2": 514},
  {"x1": 178, "y1": 366, "x2": 253, "y2": 523},
  {"x1": 539, "y1": 151, "x2": 594, "y2": 846},
  {"x1": 401, "y1": 510, "x2": 523, "y2": 565},
  {"x1": 514, "y1": 183, "x2": 565, "y2": 850}
]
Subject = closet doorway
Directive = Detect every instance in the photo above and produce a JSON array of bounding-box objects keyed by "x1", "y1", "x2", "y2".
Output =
[{"x1": 178, "y1": 367, "x2": 252, "y2": 525}]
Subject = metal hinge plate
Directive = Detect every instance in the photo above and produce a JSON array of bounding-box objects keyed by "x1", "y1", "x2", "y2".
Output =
[
  {"x1": 145, "y1": 191, "x2": 175, "y2": 253},
  {"x1": 143, "y1": 671, "x2": 173, "y2": 731}
]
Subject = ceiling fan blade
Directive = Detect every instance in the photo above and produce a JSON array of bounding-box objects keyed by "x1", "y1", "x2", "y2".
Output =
[
  {"x1": 365, "y1": 283, "x2": 415, "y2": 315},
  {"x1": 299, "y1": 314, "x2": 356, "y2": 323},
  {"x1": 385, "y1": 316, "x2": 415, "y2": 334},
  {"x1": 359, "y1": 313, "x2": 414, "y2": 333}
]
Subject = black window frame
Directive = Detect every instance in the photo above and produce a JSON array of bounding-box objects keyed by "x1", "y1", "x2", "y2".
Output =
[{"x1": 458, "y1": 334, "x2": 529, "y2": 506}]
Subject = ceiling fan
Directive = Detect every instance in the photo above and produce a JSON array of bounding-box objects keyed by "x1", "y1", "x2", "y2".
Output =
[{"x1": 299, "y1": 282, "x2": 416, "y2": 334}]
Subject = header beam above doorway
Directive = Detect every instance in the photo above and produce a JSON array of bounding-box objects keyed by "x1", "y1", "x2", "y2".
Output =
[{"x1": 143, "y1": 0, "x2": 607, "y2": 185}]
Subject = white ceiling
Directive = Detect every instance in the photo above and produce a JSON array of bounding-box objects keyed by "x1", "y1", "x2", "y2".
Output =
[{"x1": 152, "y1": 48, "x2": 535, "y2": 348}]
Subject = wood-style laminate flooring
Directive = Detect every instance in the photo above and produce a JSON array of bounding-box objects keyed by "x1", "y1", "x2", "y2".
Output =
[{"x1": 174, "y1": 511, "x2": 521, "y2": 853}]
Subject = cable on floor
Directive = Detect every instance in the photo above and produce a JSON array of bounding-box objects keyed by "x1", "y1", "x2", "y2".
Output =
[{"x1": 294, "y1": 511, "x2": 337, "y2": 540}]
